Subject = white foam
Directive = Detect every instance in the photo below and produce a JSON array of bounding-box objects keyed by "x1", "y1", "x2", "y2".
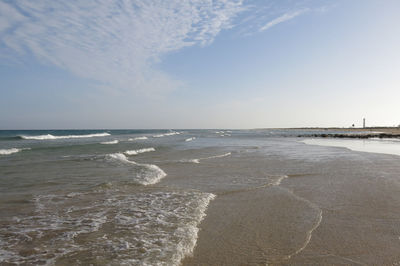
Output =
[
  {"x1": 181, "y1": 152, "x2": 231, "y2": 164},
  {"x1": 20, "y1": 132, "x2": 110, "y2": 140},
  {"x1": 185, "y1": 137, "x2": 196, "y2": 142},
  {"x1": 269, "y1": 175, "x2": 288, "y2": 186},
  {"x1": 204, "y1": 152, "x2": 231, "y2": 160},
  {"x1": 108, "y1": 153, "x2": 166, "y2": 185},
  {"x1": 153, "y1": 131, "x2": 181, "y2": 138},
  {"x1": 109, "y1": 191, "x2": 216, "y2": 265},
  {"x1": 164, "y1": 131, "x2": 181, "y2": 136},
  {"x1": 0, "y1": 190, "x2": 216, "y2": 265},
  {"x1": 0, "y1": 148, "x2": 29, "y2": 155},
  {"x1": 125, "y1": 148, "x2": 155, "y2": 155},
  {"x1": 100, "y1": 140, "x2": 119, "y2": 144},
  {"x1": 129, "y1": 136, "x2": 148, "y2": 141},
  {"x1": 180, "y1": 159, "x2": 200, "y2": 164}
]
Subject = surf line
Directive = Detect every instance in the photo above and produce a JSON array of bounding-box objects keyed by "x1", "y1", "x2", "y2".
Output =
[
  {"x1": 181, "y1": 152, "x2": 231, "y2": 164},
  {"x1": 277, "y1": 187, "x2": 323, "y2": 263}
]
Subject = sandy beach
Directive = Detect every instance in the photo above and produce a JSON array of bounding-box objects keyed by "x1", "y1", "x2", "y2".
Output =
[
  {"x1": 2, "y1": 129, "x2": 400, "y2": 265},
  {"x1": 180, "y1": 131, "x2": 400, "y2": 265}
]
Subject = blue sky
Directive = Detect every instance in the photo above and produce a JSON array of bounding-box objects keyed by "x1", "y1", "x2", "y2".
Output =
[{"x1": 1, "y1": 0, "x2": 399, "y2": 129}]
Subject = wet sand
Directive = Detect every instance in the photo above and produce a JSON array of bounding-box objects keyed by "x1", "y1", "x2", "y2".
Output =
[{"x1": 180, "y1": 139, "x2": 400, "y2": 265}]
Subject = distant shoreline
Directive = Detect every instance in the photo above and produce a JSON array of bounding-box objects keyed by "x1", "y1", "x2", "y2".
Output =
[{"x1": 286, "y1": 127, "x2": 400, "y2": 139}]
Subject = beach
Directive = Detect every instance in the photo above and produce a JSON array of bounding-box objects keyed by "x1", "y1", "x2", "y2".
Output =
[
  {"x1": 183, "y1": 137, "x2": 400, "y2": 265},
  {"x1": 1, "y1": 129, "x2": 400, "y2": 265}
]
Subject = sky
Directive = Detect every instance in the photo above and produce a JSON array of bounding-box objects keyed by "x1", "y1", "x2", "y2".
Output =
[{"x1": 1, "y1": 0, "x2": 399, "y2": 129}]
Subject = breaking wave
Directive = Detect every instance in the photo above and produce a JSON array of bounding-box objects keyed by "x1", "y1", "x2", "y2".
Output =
[
  {"x1": 153, "y1": 131, "x2": 181, "y2": 138},
  {"x1": 0, "y1": 148, "x2": 30, "y2": 155},
  {"x1": 108, "y1": 153, "x2": 166, "y2": 185},
  {"x1": 180, "y1": 152, "x2": 231, "y2": 164},
  {"x1": 100, "y1": 140, "x2": 119, "y2": 145},
  {"x1": 19, "y1": 133, "x2": 110, "y2": 140},
  {"x1": 125, "y1": 148, "x2": 155, "y2": 155},
  {"x1": 129, "y1": 136, "x2": 148, "y2": 141}
]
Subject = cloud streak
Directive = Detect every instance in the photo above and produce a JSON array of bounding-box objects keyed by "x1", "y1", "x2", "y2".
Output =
[
  {"x1": 0, "y1": 0, "x2": 244, "y2": 93},
  {"x1": 259, "y1": 8, "x2": 309, "y2": 32}
]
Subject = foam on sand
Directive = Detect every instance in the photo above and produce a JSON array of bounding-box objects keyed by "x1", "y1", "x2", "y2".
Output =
[
  {"x1": 100, "y1": 140, "x2": 119, "y2": 144},
  {"x1": 0, "y1": 190, "x2": 215, "y2": 265},
  {"x1": 269, "y1": 175, "x2": 288, "y2": 186},
  {"x1": 185, "y1": 137, "x2": 196, "y2": 142},
  {"x1": 108, "y1": 153, "x2": 166, "y2": 185},
  {"x1": 125, "y1": 148, "x2": 155, "y2": 155},
  {"x1": 20, "y1": 132, "x2": 110, "y2": 140},
  {"x1": 0, "y1": 148, "x2": 30, "y2": 155}
]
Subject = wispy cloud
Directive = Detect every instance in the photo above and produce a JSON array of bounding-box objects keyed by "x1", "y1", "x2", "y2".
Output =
[
  {"x1": 259, "y1": 8, "x2": 309, "y2": 32},
  {"x1": 0, "y1": 0, "x2": 245, "y2": 93}
]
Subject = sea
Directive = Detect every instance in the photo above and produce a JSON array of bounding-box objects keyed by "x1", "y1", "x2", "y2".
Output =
[{"x1": 1, "y1": 129, "x2": 400, "y2": 265}]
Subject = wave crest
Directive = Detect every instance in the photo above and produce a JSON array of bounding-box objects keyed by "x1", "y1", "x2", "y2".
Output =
[
  {"x1": 20, "y1": 132, "x2": 110, "y2": 140},
  {"x1": 153, "y1": 131, "x2": 181, "y2": 138},
  {"x1": 108, "y1": 153, "x2": 166, "y2": 185},
  {"x1": 180, "y1": 152, "x2": 231, "y2": 164},
  {"x1": 0, "y1": 148, "x2": 30, "y2": 155},
  {"x1": 125, "y1": 148, "x2": 155, "y2": 155},
  {"x1": 100, "y1": 140, "x2": 119, "y2": 145},
  {"x1": 128, "y1": 136, "x2": 148, "y2": 141}
]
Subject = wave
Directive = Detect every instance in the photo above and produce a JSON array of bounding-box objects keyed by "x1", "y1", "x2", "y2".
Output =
[
  {"x1": 185, "y1": 137, "x2": 196, "y2": 142},
  {"x1": 180, "y1": 159, "x2": 200, "y2": 164},
  {"x1": 269, "y1": 175, "x2": 288, "y2": 186},
  {"x1": 0, "y1": 148, "x2": 30, "y2": 155},
  {"x1": 125, "y1": 148, "x2": 155, "y2": 155},
  {"x1": 180, "y1": 152, "x2": 231, "y2": 164},
  {"x1": 100, "y1": 140, "x2": 119, "y2": 145},
  {"x1": 108, "y1": 153, "x2": 166, "y2": 185},
  {"x1": 0, "y1": 190, "x2": 215, "y2": 265},
  {"x1": 19, "y1": 132, "x2": 110, "y2": 140},
  {"x1": 153, "y1": 131, "x2": 181, "y2": 138},
  {"x1": 128, "y1": 136, "x2": 148, "y2": 141},
  {"x1": 204, "y1": 152, "x2": 231, "y2": 160}
]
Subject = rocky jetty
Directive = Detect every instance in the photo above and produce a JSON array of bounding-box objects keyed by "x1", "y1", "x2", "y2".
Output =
[{"x1": 298, "y1": 133, "x2": 400, "y2": 139}]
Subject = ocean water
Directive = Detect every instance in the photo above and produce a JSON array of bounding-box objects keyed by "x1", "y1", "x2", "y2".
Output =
[{"x1": 1, "y1": 129, "x2": 400, "y2": 265}]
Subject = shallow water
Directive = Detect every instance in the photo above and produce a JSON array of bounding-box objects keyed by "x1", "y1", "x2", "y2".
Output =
[
  {"x1": 302, "y1": 138, "x2": 400, "y2": 156},
  {"x1": 1, "y1": 129, "x2": 400, "y2": 265}
]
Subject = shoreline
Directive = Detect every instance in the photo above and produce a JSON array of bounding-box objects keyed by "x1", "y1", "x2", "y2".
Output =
[{"x1": 291, "y1": 127, "x2": 400, "y2": 139}]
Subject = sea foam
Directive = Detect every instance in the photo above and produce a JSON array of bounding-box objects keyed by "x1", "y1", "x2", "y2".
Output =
[
  {"x1": 153, "y1": 131, "x2": 181, "y2": 138},
  {"x1": 108, "y1": 153, "x2": 166, "y2": 185},
  {"x1": 185, "y1": 137, "x2": 196, "y2": 142},
  {"x1": 125, "y1": 148, "x2": 155, "y2": 155},
  {"x1": 0, "y1": 191, "x2": 215, "y2": 265},
  {"x1": 0, "y1": 148, "x2": 30, "y2": 155},
  {"x1": 180, "y1": 152, "x2": 231, "y2": 164},
  {"x1": 20, "y1": 132, "x2": 110, "y2": 140},
  {"x1": 129, "y1": 136, "x2": 148, "y2": 141},
  {"x1": 100, "y1": 140, "x2": 119, "y2": 145}
]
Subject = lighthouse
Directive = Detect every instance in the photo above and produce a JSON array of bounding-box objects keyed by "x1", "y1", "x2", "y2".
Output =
[{"x1": 363, "y1": 118, "x2": 366, "y2": 128}]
